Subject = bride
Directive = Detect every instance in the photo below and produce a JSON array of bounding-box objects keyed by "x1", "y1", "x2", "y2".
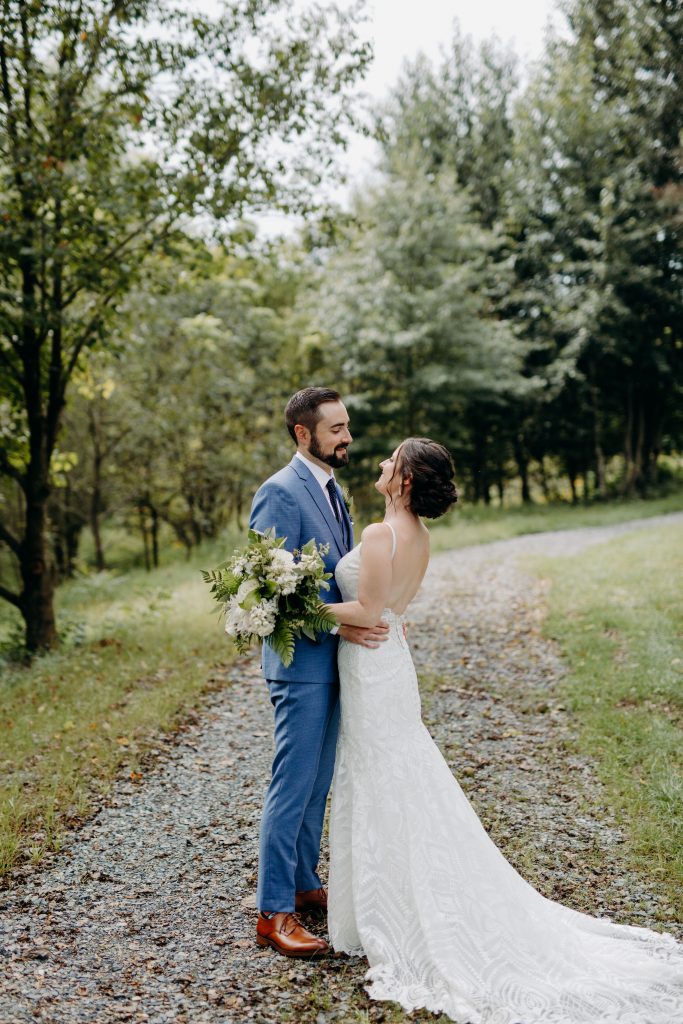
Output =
[{"x1": 325, "y1": 437, "x2": 683, "y2": 1024}]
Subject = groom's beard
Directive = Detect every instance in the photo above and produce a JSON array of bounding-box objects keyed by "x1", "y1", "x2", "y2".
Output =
[{"x1": 309, "y1": 431, "x2": 350, "y2": 469}]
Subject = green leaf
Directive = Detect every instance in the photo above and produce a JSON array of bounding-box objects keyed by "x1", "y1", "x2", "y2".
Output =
[
  {"x1": 240, "y1": 589, "x2": 261, "y2": 611},
  {"x1": 267, "y1": 619, "x2": 296, "y2": 667}
]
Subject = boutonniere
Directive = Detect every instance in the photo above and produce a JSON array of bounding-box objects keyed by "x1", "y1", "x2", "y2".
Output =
[{"x1": 340, "y1": 486, "x2": 354, "y2": 525}]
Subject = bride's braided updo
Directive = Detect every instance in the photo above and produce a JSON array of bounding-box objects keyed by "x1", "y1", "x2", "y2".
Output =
[{"x1": 395, "y1": 438, "x2": 458, "y2": 519}]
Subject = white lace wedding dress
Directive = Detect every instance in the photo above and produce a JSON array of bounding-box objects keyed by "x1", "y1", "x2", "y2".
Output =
[{"x1": 328, "y1": 533, "x2": 683, "y2": 1024}]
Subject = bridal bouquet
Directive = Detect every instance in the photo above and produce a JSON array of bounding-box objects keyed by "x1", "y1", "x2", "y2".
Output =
[{"x1": 201, "y1": 529, "x2": 337, "y2": 667}]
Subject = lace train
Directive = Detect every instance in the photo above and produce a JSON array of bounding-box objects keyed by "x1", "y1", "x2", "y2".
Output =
[{"x1": 328, "y1": 544, "x2": 683, "y2": 1024}]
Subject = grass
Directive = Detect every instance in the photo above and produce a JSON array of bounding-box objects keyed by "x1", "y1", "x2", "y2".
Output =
[
  {"x1": 530, "y1": 520, "x2": 683, "y2": 915},
  {"x1": 2, "y1": 492, "x2": 682, "y2": 888},
  {"x1": 429, "y1": 489, "x2": 683, "y2": 552},
  {"x1": 0, "y1": 529, "x2": 242, "y2": 879}
]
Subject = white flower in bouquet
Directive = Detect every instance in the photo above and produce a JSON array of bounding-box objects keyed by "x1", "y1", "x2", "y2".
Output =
[
  {"x1": 271, "y1": 548, "x2": 295, "y2": 567},
  {"x1": 269, "y1": 547, "x2": 300, "y2": 595},
  {"x1": 246, "y1": 596, "x2": 279, "y2": 637},
  {"x1": 224, "y1": 579, "x2": 278, "y2": 639},
  {"x1": 201, "y1": 528, "x2": 338, "y2": 667},
  {"x1": 297, "y1": 551, "x2": 322, "y2": 573},
  {"x1": 224, "y1": 596, "x2": 248, "y2": 637}
]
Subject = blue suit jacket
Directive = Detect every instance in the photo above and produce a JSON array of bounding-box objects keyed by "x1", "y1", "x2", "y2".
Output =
[{"x1": 249, "y1": 455, "x2": 353, "y2": 683}]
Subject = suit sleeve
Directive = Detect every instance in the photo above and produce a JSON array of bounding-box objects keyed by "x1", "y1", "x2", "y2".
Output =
[{"x1": 249, "y1": 481, "x2": 302, "y2": 553}]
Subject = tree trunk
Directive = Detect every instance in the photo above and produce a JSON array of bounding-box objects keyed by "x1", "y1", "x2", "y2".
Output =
[
  {"x1": 472, "y1": 469, "x2": 481, "y2": 504},
  {"x1": 513, "y1": 435, "x2": 531, "y2": 504},
  {"x1": 621, "y1": 383, "x2": 634, "y2": 496},
  {"x1": 12, "y1": 170, "x2": 64, "y2": 650},
  {"x1": 646, "y1": 420, "x2": 662, "y2": 488},
  {"x1": 150, "y1": 503, "x2": 160, "y2": 568},
  {"x1": 66, "y1": 520, "x2": 82, "y2": 576},
  {"x1": 139, "y1": 504, "x2": 151, "y2": 572},
  {"x1": 235, "y1": 482, "x2": 244, "y2": 531},
  {"x1": 588, "y1": 372, "x2": 606, "y2": 499},
  {"x1": 21, "y1": 468, "x2": 58, "y2": 651},
  {"x1": 20, "y1": 249, "x2": 60, "y2": 650},
  {"x1": 169, "y1": 520, "x2": 194, "y2": 559},
  {"x1": 593, "y1": 423, "x2": 607, "y2": 496},
  {"x1": 582, "y1": 470, "x2": 591, "y2": 504},
  {"x1": 52, "y1": 490, "x2": 68, "y2": 580},
  {"x1": 568, "y1": 473, "x2": 578, "y2": 505},
  {"x1": 50, "y1": 480, "x2": 85, "y2": 580},
  {"x1": 53, "y1": 532, "x2": 67, "y2": 579},
  {"x1": 88, "y1": 407, "x2": 106, "y2": 572},
  {"x1": 91, "y1": 501, "x2": 105, "y2": 572},
  {"x1": 538, "y1": 458, "x2": 550, "y2": 502},
  {"x1": 622, "y1": 393, "x2": 646, "y2": 497},
  {"x1": 632, "y1": 402, "x2": 645, "y2": 494}
]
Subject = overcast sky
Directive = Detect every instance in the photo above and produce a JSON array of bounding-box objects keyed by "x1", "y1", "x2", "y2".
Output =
[
  {"x1": 199, "y1": 0, "x2": 561, "y2": 230},
  {"x1": 363, "y1": 0, "x2": 558, "y2": 95},
  {"x1": 342, "y1": 0, "x2": 559, "y2": 194}
]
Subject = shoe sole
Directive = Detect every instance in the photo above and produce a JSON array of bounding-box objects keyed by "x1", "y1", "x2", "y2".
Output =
[{"x1": 256, "y1": 934, "x2": 329, "y2": 958}]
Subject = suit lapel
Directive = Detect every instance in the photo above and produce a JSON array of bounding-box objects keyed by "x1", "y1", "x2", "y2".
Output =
[
  {"x1": 289, "y1": 457, "x2": 347, "y2": 557},
  {"x1": 303, "y1": 478, "x2": 347, "y2": 557}
]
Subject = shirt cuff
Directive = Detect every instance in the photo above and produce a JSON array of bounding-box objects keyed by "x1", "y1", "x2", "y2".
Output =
[{"x1": 330, "y1": 624, "x2": 340, "y2": 635}]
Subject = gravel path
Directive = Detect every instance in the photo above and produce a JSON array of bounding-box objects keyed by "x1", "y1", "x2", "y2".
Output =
[{"x1": 2, "y1": 512, "x2": 681, "y2": 1024}]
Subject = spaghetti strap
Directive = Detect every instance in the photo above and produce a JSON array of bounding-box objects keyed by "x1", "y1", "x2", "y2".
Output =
[{"x1": 385, "y1": 522, "x2": 397, "y2": 560}]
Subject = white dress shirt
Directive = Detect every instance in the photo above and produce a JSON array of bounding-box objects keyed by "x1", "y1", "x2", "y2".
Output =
[{"x1": 295, "y1": 450, "x2": 338, "y2": 515}]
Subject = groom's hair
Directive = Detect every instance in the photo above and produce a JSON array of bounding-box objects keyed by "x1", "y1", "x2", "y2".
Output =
[{"x1": 285, "y1": 387, "x2": 341, "y2": 443}]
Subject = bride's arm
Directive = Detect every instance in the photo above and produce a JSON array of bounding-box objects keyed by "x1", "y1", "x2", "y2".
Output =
[{"x1": 327, "y1": 523, "x2": 393, "y2": 628}]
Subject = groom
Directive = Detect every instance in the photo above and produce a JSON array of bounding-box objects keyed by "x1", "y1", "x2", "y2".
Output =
[{"x1": 249, "y1": 387, "x2": 388, "y2": 957}]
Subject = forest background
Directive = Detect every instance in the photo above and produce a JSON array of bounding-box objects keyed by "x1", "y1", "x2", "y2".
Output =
[
  {"x1": 0, "y1": 0, "x2": 682, "y2": 914},
  {"x1": 0, "y1": 0, "x2": 681, "y2": 654}
]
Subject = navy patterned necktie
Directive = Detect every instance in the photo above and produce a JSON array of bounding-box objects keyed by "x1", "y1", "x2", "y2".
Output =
[{"x1": 326, "y1": 478, "x2": 343, "y2": 526}]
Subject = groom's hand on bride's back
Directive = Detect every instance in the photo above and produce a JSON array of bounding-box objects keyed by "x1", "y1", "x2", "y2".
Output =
[{"x1": 339, "y1": 621, "x2": 390, "y2": 648}]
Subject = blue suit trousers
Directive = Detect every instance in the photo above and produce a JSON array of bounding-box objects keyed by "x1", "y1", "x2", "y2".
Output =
[{"x1": 256, "y1": 679, "x2": 340, "y2": 912}]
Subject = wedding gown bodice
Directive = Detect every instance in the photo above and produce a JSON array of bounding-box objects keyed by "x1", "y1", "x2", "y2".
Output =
[
  {"x1": 328, "y1": 538, "x2": 683, "y2": 1024},
  {"x1": 335, "y1": 539, "x2": 422, "y2": 749}
]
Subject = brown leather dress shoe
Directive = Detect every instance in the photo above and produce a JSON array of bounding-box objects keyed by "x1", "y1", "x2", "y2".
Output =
[
  {"x1": 295, "y1": 886, "x2": 328, "y2": 915},
  {"x1": 256, "y1": 912, "x2": 329, "y2": 958}
]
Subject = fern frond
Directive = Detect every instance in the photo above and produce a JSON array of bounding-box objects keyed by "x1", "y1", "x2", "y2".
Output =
[
  {"x1": 309, "y1": 605, "x2": 338, "y2": 633},
  {"x1": 267, "y1": 619, "x2": 296, "y2": 667}
]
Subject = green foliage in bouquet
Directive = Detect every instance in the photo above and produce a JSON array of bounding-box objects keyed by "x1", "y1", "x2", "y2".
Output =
[{"x1": 201, "y1": 529, "x2": 337, "y2": 667}]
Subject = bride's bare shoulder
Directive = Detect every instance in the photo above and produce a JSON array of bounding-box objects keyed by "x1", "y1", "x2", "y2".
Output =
[{"x1": 360, "y1": 522, "x2": 394, "y2": 545}]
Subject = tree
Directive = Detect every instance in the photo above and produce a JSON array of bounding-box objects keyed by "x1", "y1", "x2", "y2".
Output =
[
  {"x1": 0, "y1": 0, "x2": 371, "y2": 650},
  {"x1": 373, "y1": 32, "x2": 544, "y2": 503},
  {"x1": 307, "y1": 162, "x2": 527, "y2": 508},
  {"x1": 108, "y1": 244, "x2": 304, "y2": 560},
  {"x1": 49, "y1": 239, "x2": 312, "y2": 572},
  {"x1": 378, "y1": 29, "x2": 518, "y2": 229},
  {"x1": 372, "y1": 10, "x2": 683, "y2": 500},
  {"x1": 49, "y1": 352, "x2": 126, "y2": 575},
  {"x1": 509, "y1": 0, "x2": 683, "y2": 496}
]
